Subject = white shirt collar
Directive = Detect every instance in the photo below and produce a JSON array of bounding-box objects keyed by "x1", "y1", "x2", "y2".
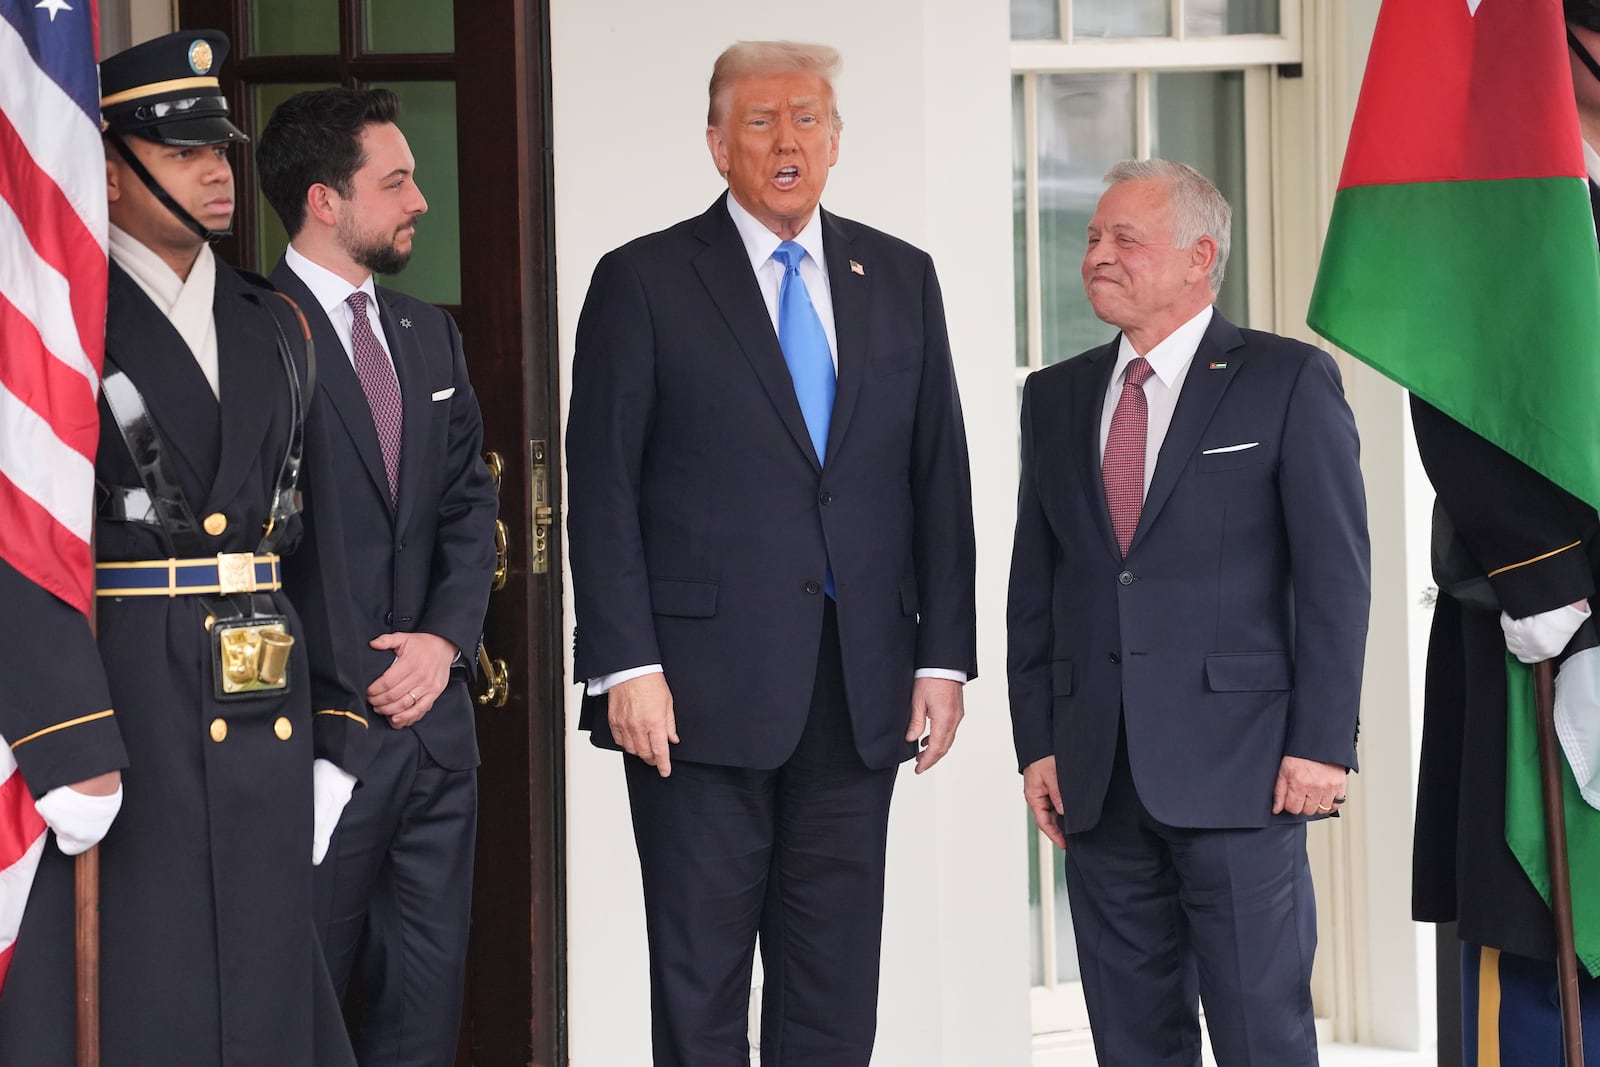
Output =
[
  {"x1": 1584, "y1": 140, "x2": 1600, "y2": 187},
  {"x1": 1113, "y1": 304, "x2": 1214, "y2": 386},
  {"x1": 285, "y1": 242, "x2": 378, "y2": 317},
  {"x1": 724, "y1": 191, "x2": 827, "y2": 275}
]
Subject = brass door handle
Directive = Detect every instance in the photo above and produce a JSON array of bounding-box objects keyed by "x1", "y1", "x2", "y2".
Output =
[
  {"x1": 491, "y1": 520, "x2": 509, "y2": 591},
  {"x1": 476, "y1": 644, "x2": 509, "y2": 708}
]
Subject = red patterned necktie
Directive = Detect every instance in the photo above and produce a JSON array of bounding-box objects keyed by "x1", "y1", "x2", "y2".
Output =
[
  {"x1": 1103, "y1": 356, "x2": 1155, "y2": 558},
  {"x1": 347, "y1": 291, "x2": 403, "y2": 503}
]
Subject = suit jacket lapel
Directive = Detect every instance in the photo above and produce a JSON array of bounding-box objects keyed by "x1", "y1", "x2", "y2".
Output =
[
  {"x1": 103, "y1": 263, "x2": 220, "y2": 499},
  {"x1": 691, "y1": 199, "x2": 821, "y2": 471},
  {"x1": 1132, "y1": 311, "x2": 1247, "y2": 548},
  {"x1": 207, "y1": 265, "x2": 280, "y2": 516},
  {"x1": 271, "y1": 260, "x2": 394, "y2": 512},
  {"x1": 379, "y1": 288, "x2": 431, "y2": 530},
  {"x1": 1072, "y1": 341, "x2": 1122, "y2": 560},
  {"x1": 821, "y1": 209, "x2": 866, "y2": 464}
]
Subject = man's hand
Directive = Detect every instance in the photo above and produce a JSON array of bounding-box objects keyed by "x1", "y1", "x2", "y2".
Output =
[
  {"x1": 311, "y1": 759, "x2": 357, "y2": 865},
  {"x1": 1272, "y1": 755, "x2": 1348, "y2": 816},
  {"x1": 1023, "y1": 756, "x2": 1067, "y2": 849},
  {"x1": 367, "y1": 632, "x2": 457, "y2": 727},
  {"x1": 609, "y1": 672, "x2": 679, "y2": 777},
  {"x1": 36, "y1": 771, "x2": 124, "y2": 856},
  {"x1": 906, "y1": 677, "x2": 964, "y2": 774}
]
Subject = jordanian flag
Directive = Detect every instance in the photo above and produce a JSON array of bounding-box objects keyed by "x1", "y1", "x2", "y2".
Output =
[{"x1": 1309, "y1": 0, "x2": 1600, "y2": 974}]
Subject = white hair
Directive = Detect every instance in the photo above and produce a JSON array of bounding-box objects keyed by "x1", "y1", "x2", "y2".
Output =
[{"x1": 1104, "y1": 158, "x2": 1232, "y2": 292}]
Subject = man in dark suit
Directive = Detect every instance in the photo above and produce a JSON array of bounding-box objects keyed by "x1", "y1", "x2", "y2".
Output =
[
  {"x1": 566, "y1": 40, "x2": 977, "y2": 1067},
  {"x1": 1410, "y1": 4, "x2": 1600, "y2": 1060},
  {"x1": 1006, "y1": 159, "x2": 1370, "y2": 1067},
  {"x1": 256, "y1": 88, "x2": 499, "y2": 1067},
  {"x1": 0, "y1": 31, "x2": 366, "y2": 1066}
]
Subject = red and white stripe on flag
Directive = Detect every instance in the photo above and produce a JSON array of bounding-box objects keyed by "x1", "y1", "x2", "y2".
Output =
[
  {"x1": 0, "y1": 0, "x2": 109, "y2": 616},
  {"x1": 0, "y1": 743, "x2": 46, "y2": 991},
  {"x1": 0, "y1": 0, "x2": 109, "y2": 995}
]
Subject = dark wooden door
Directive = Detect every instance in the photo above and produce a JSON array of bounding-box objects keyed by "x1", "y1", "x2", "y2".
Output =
[{"x1": 174, "y1": 2, "x2": 566, "y2": 1062}]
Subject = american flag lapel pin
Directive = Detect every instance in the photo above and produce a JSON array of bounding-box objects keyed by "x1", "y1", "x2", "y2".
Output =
[{"x1": 849, "y1": 260, "x2": 865, "y2": 276}]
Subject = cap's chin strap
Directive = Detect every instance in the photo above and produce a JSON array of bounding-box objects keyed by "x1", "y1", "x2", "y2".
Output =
[
  {"x1": 108, "y1": 134, "x2": 232, "y2": 244},
  {"x1": 1572, "y1": 29, "x2": 1600, "y2": 88}
]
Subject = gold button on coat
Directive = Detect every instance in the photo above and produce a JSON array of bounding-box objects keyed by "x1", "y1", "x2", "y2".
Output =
[
  {"x1": 203, "y1": 512, "x2": 227, "y2": 536},
  {"x1": 273, "y1": 717, "x2": 293, "y2": 741},
  {"x1": 209, "y1": 718, "x2": 227, "y2": 742}
]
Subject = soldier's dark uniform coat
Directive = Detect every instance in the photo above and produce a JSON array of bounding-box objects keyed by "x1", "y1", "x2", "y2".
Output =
[{"x1": 0, "y1": 260, "x2": 373, "y2": 1066}]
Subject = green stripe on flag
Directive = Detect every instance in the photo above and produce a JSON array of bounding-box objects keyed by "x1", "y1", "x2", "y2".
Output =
[
  {"x1": 1309, "y1": 177, "x2": 1600, "y2": 511},
  {"x1": 1504, "y1": 654, "x2": 1600, "y2": 977}
]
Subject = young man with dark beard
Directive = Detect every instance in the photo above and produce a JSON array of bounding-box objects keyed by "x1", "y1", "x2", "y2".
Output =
[{"x1": 255, "y1": 88, "x2": 498, "y2": 1067}]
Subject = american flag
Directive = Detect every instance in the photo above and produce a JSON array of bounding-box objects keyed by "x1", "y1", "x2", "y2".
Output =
[{"x1": 0, "y1": 0, "x2": 108, "y2": 991}]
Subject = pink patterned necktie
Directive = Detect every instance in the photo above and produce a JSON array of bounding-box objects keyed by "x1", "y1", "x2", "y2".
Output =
[
  {"x1": 1103, "y1": 356, "x2": 1155, "y2": 558},
  {"x1": 347, "y1": 290, "x2": 403, "y2": 503}
]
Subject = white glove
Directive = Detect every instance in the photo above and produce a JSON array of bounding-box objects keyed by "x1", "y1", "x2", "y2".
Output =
[
  {"x1": 35, "y1": 784, "x2": 123, "y2": 856},
  {"x1": 1556, "y1": 647, "x2": 1600, "y2": 810},
  {"x1": 1501, "y1": 601, "x2": 1590, "y2": 663},
  {"x1": 312, "y1": 759, "x2": 357, "y2": 866}
]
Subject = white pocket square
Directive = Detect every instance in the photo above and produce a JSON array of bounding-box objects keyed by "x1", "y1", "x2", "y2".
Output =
[
  {"x1": 1201, "y1": 441, "x2": 1259, "y2": 455},
  {"x1": 431, "y1": 387, "x2": 455, "y2": 402}
]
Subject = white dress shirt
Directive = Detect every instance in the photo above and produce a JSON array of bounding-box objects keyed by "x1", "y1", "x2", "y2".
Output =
[
  {"x1": 588, "y1": 193, "x2": 965, "y2": 695},
  {"x1": 1097, "y1": 305, "x2": 1214, "y2": 500},
  {"x1": 284, "y1": 243, "x2": 396, "y2": 370}
]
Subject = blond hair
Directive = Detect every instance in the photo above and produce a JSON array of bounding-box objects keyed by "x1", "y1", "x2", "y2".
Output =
[{"x1": 707, "y1": 41, "x2": 843, "y2": 130}]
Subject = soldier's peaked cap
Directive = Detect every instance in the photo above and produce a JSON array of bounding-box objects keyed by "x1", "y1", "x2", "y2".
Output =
[{"x1": 100, "y1": 30, "x2": 247, "y2": 146}]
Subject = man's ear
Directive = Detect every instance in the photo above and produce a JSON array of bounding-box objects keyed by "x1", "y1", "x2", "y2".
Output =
[
  {"x1": 1189, "y1": 235, "x2": 1219, "y2": 283},
  {"x1": 305, "y1": 182, "x2": 340, "y2": 228},
  {"x1": 105, "y1": 157, "x2": 121, "y2": 202}
]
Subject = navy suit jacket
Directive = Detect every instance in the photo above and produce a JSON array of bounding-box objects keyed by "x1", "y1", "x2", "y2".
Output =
[
  {"x1": 271, "y1": 259, "x2": 498, "y2": 771},
  {"x1": 1007, "y1": 311, "x2": 1370, "y2": 830},
  {"x1": 567, "y1": 197, "x2": 977, "y2": 771}
]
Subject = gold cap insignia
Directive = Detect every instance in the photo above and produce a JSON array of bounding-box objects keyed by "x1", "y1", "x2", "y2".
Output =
[{"x1": 188, "y1": 39, "x2": 215, "y2": 75}]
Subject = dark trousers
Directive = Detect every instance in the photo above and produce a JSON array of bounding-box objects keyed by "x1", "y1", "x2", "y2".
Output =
[
  {"x1": 1461, "y1": 941, "x2": 1600, "y2": 1066},
  {"x1": 1063, "y1": 727, "x2": 1319, "y2": 1067},
  {"x1": 624, "y1": 602, "x2": 898, "y2": 1067},
  {"x1": 316, "y1": 718, "x2": 477, "y2": 1067}
]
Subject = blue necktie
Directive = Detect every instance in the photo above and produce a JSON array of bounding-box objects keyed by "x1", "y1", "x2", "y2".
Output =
[
  {"x1": 772, "y1": 240, "x2": 837, "y2": 597},
  {"x1": 772, "y1": 241, "x2": 836, "y2": 465}
]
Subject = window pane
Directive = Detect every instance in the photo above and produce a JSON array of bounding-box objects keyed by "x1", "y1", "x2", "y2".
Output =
[
  {"x1": 1185, "y1": 0, "x2": 1281, "y2": 36},
  {"x1": 1152, "y1": 70, "x2": 1249, "y2": 325},
  {"x1": 1037, "y1": 73, "x2": 1134, "y2": 365},
  {"x1": 1074, "y1": 0, "x2": 1169, "y2": 39},
  {"x1": 366, "y1": 0, "x2": 455, "y2": 53},
  {"x1": 250, "y1": 0, "x2": 338, "y2": 56},
  {"x1": 252, "y1": 82, "x2": 340, "y2": 275},
  {"x1": 1013, "y1": 76, "x2": 1029, "y2": 368},
  {"x1": 369, "y1": 81, "x2": 461, "y2": 305},
  {"x1": 1053, "y1": 845, "x2": 1080, "y2": 981},
  {"x1": 1011, "y1": 0, "x2": 1060, "y2": 40}
]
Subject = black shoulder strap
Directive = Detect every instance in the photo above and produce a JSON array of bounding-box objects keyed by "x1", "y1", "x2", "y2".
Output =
[
  {"x1": 254, "y1": 289, "x2": 316, "y2": 554},
  {"x1": 99, "y1": 357, "x2": 207, "y2": 557}
]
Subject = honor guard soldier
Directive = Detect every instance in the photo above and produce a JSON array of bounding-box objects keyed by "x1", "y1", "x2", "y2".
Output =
[{"x1": 0, "y1": 30, "x2": 370, "y2": 1067}]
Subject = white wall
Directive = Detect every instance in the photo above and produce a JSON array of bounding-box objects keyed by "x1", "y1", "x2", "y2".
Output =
[{"x1": 550, "y1": 2, "x2": 1031, "y2": 1063}]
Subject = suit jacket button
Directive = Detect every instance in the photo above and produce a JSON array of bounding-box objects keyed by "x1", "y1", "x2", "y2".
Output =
[
  {"x1": 819, "y1": 491, "x2": 832, "y2": 506},
  {"x1": 203, "y1": 512, "x2": 227, "y2": 536},
  {"x1": 1118, "y1": 570, "x2": 1134, "y2": 586},
  {"x1": 804, "y1": 580, "x2": 821, "y2": 594},
  {"x1": 1108, "y1": 652, "x2": 1120, "y2": 664}
]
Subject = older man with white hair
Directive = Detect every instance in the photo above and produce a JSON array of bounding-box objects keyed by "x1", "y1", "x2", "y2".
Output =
[{"x1": 1007, "y1": 159, "x2": 1370, "y2": 1066}]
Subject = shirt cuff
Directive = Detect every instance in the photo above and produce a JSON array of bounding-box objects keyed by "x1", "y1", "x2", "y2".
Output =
[
  {"x1": 587, "y1": 664, "x2": 664, "y2": 696},
  {"x1": 914, "y1": 668, "x2": 968, "y2": 684}
]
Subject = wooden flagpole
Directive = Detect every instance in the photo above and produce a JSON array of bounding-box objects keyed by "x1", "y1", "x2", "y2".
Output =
[
  {"x1": 1533, "y1": 658, "x2": 1584, "y2": 1066},
  {"x1": 76, "y1": 526, "x2": 100, "y2": 1067}
]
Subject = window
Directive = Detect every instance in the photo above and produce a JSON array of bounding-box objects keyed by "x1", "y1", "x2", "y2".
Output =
[{"x1": 1010, "y1": 3, "x2": 1301, "y2": 1055}]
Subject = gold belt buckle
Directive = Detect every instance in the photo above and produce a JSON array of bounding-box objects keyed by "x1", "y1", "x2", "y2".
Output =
[{"x1": 216, "y1": 552, "x2": 257, "y2": 595}]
